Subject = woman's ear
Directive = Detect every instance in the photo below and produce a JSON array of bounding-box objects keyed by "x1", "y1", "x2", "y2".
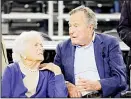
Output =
[{"x1": 20, "y1": 52, "x2": 26, "y2": 60}]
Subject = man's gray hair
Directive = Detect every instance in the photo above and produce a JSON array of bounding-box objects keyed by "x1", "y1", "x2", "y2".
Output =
[
  {"x1": 12, "y1": 31, "x2": 44, "y2": 62},
  {"x1": 69, "y1": 5, "x2": 98, "y2": 29}
]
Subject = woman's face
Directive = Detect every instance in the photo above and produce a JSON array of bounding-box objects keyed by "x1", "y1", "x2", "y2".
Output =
[{"x1": 23, "y1": 35, "x2": 44, "y2": 61}]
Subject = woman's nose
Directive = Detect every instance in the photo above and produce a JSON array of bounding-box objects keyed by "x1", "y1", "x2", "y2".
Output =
[{"x1": 38, "y1": 45, "x2": 43, "y2": 50}]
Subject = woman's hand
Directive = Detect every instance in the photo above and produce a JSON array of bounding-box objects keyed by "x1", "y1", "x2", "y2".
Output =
[
  {"x1": 66, "y1": 81, "x2": 82, "y2": 98},
  {"x1": 39, "y1": 63, "x2": 62, "y2": 75}
]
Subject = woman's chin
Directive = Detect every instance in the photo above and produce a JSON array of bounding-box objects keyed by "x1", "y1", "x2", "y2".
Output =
[{"x1": 35, "y1": 57, "x2": 44, "y2": 62}]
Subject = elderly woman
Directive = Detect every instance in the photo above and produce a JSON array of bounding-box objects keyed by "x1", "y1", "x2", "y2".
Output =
[{"x1": 1, "y1": 31, "x2": 68, "y2": 98}]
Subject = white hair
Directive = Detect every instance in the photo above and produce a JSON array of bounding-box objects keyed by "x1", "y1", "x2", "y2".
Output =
[
  {"x1": 12, "y1": 31, "x2": 44, "y2": 62},
  {"x1": 69, "y1": 5, "x2": 98, "y2": 29}
]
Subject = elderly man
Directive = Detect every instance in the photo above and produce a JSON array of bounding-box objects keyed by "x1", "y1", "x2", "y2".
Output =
[{"x1": 54, "y1": 6, "x2": 128, "y2": 98}]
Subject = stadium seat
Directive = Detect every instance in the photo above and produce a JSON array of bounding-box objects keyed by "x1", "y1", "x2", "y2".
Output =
[{"x1": 3, "y1": 0, "x2": 47, "y2": 13}]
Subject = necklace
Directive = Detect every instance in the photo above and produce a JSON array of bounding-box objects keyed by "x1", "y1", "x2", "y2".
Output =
[
  {"x1": 22, "y1": 65, "x2": 38, "y2": 72},
  {"x1": 19, "y1": 61, "x2": 39, "y2": 72}
]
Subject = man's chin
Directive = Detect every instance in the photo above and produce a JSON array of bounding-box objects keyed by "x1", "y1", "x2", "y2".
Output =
[{"x1": 71, "y1": 41, "x2": 78, "y2": 46}]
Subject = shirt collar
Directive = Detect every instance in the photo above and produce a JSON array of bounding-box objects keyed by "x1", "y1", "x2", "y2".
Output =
[{"x1": 92, "y1": 31, "x2": 95, "y2": 42}]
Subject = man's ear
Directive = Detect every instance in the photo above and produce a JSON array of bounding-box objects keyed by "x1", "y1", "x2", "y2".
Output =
[{"x1": 88, "y1": 24, "x2": 94, "y2": 31}]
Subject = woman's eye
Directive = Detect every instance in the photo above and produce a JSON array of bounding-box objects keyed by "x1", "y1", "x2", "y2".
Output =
[
  {"x1": 34, "y1": 43, "x2": 43, "y2": 47},
  {"x1": 34, "y1": 43, "x2": 38, "y2": 46},
  {"x1": 40, "y1": 44, "x2": 43, "y2": 47}
]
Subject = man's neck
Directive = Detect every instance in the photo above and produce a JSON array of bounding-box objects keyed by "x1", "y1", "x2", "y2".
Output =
[{"x1": 81, "y1": 34, "x2": 94, "y2": 47}]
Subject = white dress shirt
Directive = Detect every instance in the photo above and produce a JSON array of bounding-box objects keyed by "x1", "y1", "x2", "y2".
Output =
[{"x1": 74, "y1": 33, "x2": 100, "y2": 96}]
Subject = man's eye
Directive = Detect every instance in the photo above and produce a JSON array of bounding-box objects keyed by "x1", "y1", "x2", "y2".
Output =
[{"x1": 74, "y1": 24, "x2": 78, "y2": 27}]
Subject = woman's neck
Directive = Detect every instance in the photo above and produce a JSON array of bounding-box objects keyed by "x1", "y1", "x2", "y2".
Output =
[{"x1": 22, "y1": 59, "x2": 41, "y2": 70}]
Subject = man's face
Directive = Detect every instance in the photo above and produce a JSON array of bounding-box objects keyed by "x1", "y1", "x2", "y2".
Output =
[{"x1": 69, "y1": 11, "x2": 93, "y2": 46}]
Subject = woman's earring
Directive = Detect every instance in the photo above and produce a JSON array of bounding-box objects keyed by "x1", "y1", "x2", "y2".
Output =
[{"x1": 24, "y1": 56, "x2": 27, "y2": 60}]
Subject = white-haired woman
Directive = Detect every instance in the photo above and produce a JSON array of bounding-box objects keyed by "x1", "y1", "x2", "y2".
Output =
[{"x1": 1, "y1": 31, "x2": 68, "y2": 98}]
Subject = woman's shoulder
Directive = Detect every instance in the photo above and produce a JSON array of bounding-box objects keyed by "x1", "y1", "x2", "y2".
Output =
[
  {"x1": 4, "y1": 62, "x2": 20, "y2": 73},
  {"x1": 40, "y1": 69, "x2": 54, "y2": 74},
  {"x1": 2, "y1": 62, "x2": 21, "y2": 80},
  {"x1": 39, "y1": 69, "x2": 55, "y2": 79},
  {"x1": 7, "y1": 62, "x2": 19, "y2": 69}
]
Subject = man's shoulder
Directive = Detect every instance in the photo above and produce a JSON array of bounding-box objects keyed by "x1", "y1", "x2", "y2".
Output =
[
  {"x1": 96, "y1": 33, "x2": 118, "y2": 44},
  {"x1": 57, "y1": 38, "x2": 72, "y2": 48}
]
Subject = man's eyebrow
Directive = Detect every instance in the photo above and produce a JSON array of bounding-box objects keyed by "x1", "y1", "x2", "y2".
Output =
[{"x1": 68, "y1": 22, "x2": 78, "y2": 24}]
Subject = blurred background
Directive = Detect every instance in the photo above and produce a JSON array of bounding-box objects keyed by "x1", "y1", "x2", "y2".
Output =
[
  {"x1": 1, "y1": 0, "x2": 129, "y2": 64},
  {"x1": 2, "y1": 0, "x2": 122, "y2": 36}
]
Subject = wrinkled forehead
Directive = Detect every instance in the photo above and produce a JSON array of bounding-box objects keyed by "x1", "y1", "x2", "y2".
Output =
[{"x1": 69, "y1": 11, "x2": 87, "y2": 24}]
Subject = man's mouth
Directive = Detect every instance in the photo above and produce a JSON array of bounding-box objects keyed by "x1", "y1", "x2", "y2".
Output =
[
  {"x1": 72, "y1": 36, "x2": 76, "y2": 38},
  {"x1": 38, "y1": 53, "x2": 43, "y2": 55}
]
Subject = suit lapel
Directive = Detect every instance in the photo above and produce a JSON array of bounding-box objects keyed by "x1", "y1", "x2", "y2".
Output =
[
  {"x1": 65, "y1": 42, "x2": 76, "y2": 84},
  {"x1": 36, "y1": 72, "x2": 45, "y2": 90},
  {"x1": 94, "y1": 34, "x2": 105, "y2": 79},
  {"x1": 71, "y1": 44, "x2": 76, "y2": 84},
  {"x1": 63, "y1": 40, "x2": 76, "y2": 84},
  {"x1": 32, "y1": 71, "x2": 45, "y2": 96},
  {"x1": 14, "y1": 63, "x2": 27, "y2": 97}
]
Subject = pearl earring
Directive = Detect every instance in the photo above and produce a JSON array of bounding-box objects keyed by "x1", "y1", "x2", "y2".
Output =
[{"x1": 24, "y1": 56, "x2": 27, "y2": 60}]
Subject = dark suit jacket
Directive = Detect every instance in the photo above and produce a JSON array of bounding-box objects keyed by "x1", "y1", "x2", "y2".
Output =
[
  {"x1": 54, "y1": 33, "x2": 128, "y2": 97},
  {"x1": 117, "y1": 0, "x2": 131, "y2": 48},
  {"x1": 2, "y1": 62, "x2": 68, "y2": 98}
]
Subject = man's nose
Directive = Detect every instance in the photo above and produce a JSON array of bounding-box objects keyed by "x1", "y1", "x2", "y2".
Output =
[{"x1": 69, "y1": 27, "x2": 75, "y2": 35}]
